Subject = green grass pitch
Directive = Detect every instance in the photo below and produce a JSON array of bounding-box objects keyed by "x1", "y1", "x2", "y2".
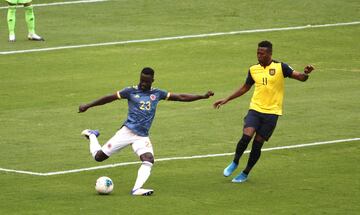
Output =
[{"x1": 0, "y1": 0, "x2": 359, "y2": 214}]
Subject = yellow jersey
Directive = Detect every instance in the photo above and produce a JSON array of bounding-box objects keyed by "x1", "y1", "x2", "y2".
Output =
[{"x1": 245, "y1": 61, "x2": 293, "y2": 115}]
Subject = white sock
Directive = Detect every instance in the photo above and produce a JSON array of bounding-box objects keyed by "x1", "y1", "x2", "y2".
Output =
[
  {"x1": 133, "y1": 161, "x2": 153, "y2": 191},
  {"x1": 89, "y1": 134, "x2": 101, "y2": 159}
]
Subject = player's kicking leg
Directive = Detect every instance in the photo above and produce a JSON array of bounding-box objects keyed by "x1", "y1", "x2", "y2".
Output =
[
  {"x1": 81, "y1": 129, "x2": 109, "y2": 162},
  {"x1": 81, "y1": 127, "x2": 154, "y2": 196}
]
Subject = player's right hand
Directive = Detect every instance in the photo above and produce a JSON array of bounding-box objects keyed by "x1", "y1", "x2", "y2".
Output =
[
  {"x1": 78, "y1": 104, "x2": 89, "y2": 113},
  {"x1": 213, "y1": 99, "x2": 227, "y2": 109}
]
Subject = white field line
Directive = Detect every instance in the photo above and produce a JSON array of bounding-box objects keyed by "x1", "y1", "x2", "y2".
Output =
[
  {"x1": 1, "y1": 21, "x2": 359, "y2": 55},
  {"x1": 0, "y1": 137, "x2": 359, "y2": 176},
  {"x1": 0, "y1": 0, "x2": 108, "y2": 9}
]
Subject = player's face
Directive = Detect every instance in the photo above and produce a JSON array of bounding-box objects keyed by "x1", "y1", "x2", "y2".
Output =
[
  {"x1": 257, "y1": 47, "x2": 272, "y2": 66},
  {"x1": 139, "y1": 73, "x2": 154, "y2": 91}
]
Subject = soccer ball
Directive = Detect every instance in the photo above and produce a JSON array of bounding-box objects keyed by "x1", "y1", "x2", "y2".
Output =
[{"x1": 95, "y1": 176, "x2": 114, "y2": 194}]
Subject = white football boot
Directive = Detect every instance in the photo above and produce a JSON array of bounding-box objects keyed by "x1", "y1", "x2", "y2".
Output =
[
  {"x1": 9, "y1": 34, "x2": 16, "y2": 42},
  {"x1": 28, "y1": 33, "x2": 44, "y2": 41},
  {"x1": 131, "y1": 188, "x2": 154, "y2": 196}
]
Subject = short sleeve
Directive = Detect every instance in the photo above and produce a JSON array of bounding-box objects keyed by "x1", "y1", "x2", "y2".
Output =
[
  {"x1": 245, "y1": 70, "x2": 255, "y2": 86},
  {"x1": 117, "y1": 87, "x2": 132, "y2": 99},
  {"x1": 157, "y1": 89, "x2": 170, "y2": 100},
  {"x1": 281, "y1": 63, "x2": 294, "y2": 78}
]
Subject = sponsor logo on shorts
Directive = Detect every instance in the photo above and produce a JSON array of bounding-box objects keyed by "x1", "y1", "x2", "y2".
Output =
[{"x1": 108, "y1": 144, "x2": 112, "y2": 148}]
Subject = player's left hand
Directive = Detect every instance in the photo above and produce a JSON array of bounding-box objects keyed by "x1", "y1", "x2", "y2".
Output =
[
  {"x1": 304, "y1": 65, "x2": 315, "y2": 74},
  {"x1": 204, "y1": 91, "x2": 214, "y2": 98}
]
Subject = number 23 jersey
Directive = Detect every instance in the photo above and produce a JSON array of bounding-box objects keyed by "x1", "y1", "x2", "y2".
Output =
[{"x1": 116, "y1": 86, "x2": 170, "y2": 137}]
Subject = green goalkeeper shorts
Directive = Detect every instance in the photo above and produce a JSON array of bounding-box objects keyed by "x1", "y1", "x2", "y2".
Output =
[{"x1": 6, "y1": 0, "x2": 32, "y2": 4}]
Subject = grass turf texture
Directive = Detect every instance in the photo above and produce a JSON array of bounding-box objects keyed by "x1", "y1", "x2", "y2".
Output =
[
  {"x1": 0, "y1": 142, "x2": 359, "y2": 214},
  {"x1": 0, "y1": 0, "x2": 359, "y2": 214}
]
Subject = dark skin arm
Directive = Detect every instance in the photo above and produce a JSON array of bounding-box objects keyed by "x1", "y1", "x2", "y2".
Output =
[
  {"x1": 168, "y1": 91, "x2": 214, "y2": 101},
  {"x1": 79, "y1": 90, "x2": 214, "y2": 112},
  {"x1": 78, "y1": 93, "x2": 118, "y2": 113},
  {"x1": 213, "y1": 84, "x2": 252, "y2": 108},
  {"x1": 291, "y1": 65, "x2": 315, "y2": 82}
]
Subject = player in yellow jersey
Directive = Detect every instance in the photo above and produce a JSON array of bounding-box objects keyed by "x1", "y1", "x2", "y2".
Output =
[{"x1": 213, "y1": 41, "x2": 314, "y2": 183}]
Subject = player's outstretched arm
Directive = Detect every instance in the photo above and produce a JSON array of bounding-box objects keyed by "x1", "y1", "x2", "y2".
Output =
[
  {"x1": 213, "y1": 84, "x2": 251, "y2": 109},
  {"x1": 78, "y1": 93, "x2": 119, "y2": 113},
  {"x1": 168, "y1": 91, "x2": 214, "y2": 102},
  {"x1": 291, "y1": 65, "x2": 315, "y2": 82}
]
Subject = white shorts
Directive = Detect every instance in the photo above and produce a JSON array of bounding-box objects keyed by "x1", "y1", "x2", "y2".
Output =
[{"x1": 101, "y1": 126, "x2": 153, "y2": 157}]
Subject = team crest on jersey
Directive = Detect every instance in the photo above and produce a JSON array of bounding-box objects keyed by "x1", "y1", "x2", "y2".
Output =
[
  {"x1": 269, "y1": 69, "x2": 276, "y2": 76},
  {"x1": 134, "y1": 94, "x2": 140, "y2": 98},
  {"x1": 150, "y1": 94, "x2": 156, "y2": 101}
]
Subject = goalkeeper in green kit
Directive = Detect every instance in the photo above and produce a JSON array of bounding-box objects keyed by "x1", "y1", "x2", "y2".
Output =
[{"x1": 6, "y1": 0, "x2": 44, "y2": 42}]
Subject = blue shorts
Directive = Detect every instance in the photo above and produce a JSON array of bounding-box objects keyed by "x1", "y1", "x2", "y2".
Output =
[{"x1": 244, "y1": 109, "x2": 279, "y2": 141}]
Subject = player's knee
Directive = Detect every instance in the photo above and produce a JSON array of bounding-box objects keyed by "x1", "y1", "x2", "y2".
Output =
[
  {"x1": 243, "y1": 127, "x2": 255, "y2": 137},
  {"x1": 145, "y1": 156, "x2": 154, "y2": 164},
  {"x1": 140, "y1": 152, "x2": 154, "y2": 164},
  {"x1": 94, "y1": 151, "x2": 108, "y2": 162},
  {"x1": 254, "y1": 135, "x2": 265, "y2": 143}
]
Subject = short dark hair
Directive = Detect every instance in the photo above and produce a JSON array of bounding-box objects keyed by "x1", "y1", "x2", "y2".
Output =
[
  {"x1": 258, "y1": 40, "x2": 272, "y2": 52},
  {"x1": 141, "y1": 67, "x2": 155, "y2": 77}
]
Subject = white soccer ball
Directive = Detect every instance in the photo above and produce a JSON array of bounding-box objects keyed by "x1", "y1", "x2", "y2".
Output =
[{"x1": 95, "y1": 176, "x2": 114, "y2": 194}]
